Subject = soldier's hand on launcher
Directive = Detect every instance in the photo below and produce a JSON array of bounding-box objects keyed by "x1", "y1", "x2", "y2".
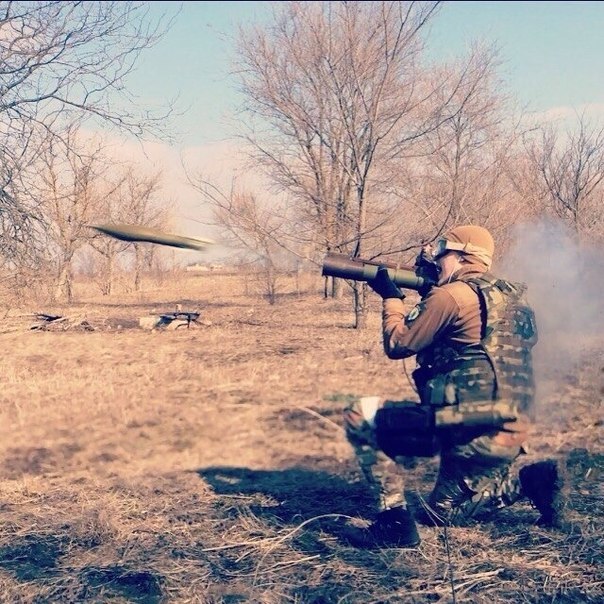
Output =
[{"x1": 367, "y1": 266, "x2": 405, "y2": 300}]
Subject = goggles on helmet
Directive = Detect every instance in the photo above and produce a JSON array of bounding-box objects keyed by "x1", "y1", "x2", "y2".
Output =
[
  {"x1": 430, "y1": 237, "x2": 493, "y2": 266},
  {"x1": 431, "y1": 238, "x2": 449, "y2": 260}
]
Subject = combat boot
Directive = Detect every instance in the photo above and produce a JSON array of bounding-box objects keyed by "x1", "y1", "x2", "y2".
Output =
[
  {"x1": 341, "y1": 507, "x2": 421, "y2": 549},
  {"x1": 519, "y1": 459, "x2": 567, "y2": 527}
]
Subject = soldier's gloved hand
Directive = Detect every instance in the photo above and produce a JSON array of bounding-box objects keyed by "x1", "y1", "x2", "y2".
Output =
[
  {"x1": 368, "y1": 266, "x2": 405, "y2": 300},
  {"x1": 414, "y1": 247, "x2": 440, "y2": 297},
  {"x1": 415, "y1": 247, "x2": 440, "y2": 279}
]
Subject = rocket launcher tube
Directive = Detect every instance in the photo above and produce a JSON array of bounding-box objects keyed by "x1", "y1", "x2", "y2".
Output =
[{"x1": 321, "y1": 252, "x2": 434, "y2": 292}]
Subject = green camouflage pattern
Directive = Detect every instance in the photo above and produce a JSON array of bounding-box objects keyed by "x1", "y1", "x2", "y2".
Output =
[
  {"x1": 345, "y1": 396, "x2": 525, "y2": 522},
  {"x1": 344, "y1": 399, "x2": 407, "y2": 511},
  {"x1": 426, "y1": 438, "x2": 523, "y2": 524},
  {"x1": 419, "y1": 274, "x2": 537, "y2": 425},
  {"x1": 434, "y1": 400, "x2": 519, "y2": 428},
  {"x1": 344, "y1": 274, "x2": 538, "y2": 522},
  {"x1": 465, "y1": 274, "x2": 538, "y2": 415}
]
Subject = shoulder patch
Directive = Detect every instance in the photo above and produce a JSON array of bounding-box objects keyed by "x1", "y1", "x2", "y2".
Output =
[{"x1": 405, "y1": 303, "x2": 424, "y2": 325}]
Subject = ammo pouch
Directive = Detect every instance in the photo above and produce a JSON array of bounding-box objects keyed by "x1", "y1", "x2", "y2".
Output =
[
  {"x1": 413, "y1": 369, "x2": 454, "y2": 407},
  {"x1": 374, "y1": 403, "x2": 441, "y2": 458},
  {"x1": 414, "y1": 363, "x2": 516, "y2": 429}
]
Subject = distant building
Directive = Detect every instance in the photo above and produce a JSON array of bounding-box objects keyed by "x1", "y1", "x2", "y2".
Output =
[
  {"x1": 185, "y1": 263, "x2": 210, "y2": 272},
  {"x1": 185, "y1": 263, "x2": 225, "y2": 273}
]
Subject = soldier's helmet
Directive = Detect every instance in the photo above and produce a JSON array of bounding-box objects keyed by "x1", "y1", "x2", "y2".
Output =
[{"x1": 433, "y1": 225, "x2": 495, "y2": 269}]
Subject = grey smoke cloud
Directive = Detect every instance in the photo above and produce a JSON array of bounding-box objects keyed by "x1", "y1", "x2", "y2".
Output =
[{"x1": 500, "y1": 219, "x2": 604, "y2": 402}]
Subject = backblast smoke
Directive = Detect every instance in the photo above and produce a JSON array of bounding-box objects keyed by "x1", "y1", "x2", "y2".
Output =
[{"x1": 500, "y1": 218, "x2": 604, "y2": 406}]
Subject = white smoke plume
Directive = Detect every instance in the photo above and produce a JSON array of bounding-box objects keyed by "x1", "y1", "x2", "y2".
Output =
[{"x1": 499, "y1": 219, "x2": 604, "y2": 404}]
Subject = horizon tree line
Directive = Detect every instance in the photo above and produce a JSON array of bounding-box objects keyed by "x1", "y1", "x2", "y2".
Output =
[{"x1": 0, "y1": 1, "x2": 601, "y2": 318}]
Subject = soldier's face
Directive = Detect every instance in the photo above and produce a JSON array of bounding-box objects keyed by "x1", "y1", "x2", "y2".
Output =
[{"x1": 437, "y1": 252, "x2": 462, "y2": 282}]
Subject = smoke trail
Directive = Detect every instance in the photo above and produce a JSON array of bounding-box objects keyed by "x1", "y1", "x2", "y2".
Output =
[{"x1": 499, "y1": 219, "x2": 604, "y2": 405}]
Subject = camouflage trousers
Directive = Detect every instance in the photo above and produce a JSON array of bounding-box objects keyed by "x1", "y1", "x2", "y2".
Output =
[{"x1": 344, "y1": 397, "x2": 524, "y2": 525}]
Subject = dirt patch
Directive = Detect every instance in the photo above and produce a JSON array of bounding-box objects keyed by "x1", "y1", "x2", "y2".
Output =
[
  {"x1": 0, "y1": 535, "x2": 65, "y2": 580},
  {"x1": 80, "y1": 566, "x2": 163, "y2": 603},
  {"x1": 1, "y1": 443, "x2": 82, "y2": 479}
]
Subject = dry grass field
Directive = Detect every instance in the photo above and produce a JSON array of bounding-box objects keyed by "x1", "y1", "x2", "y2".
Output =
[{"x1": 0, "y1": 271, "x2": 601, "y2": 603}]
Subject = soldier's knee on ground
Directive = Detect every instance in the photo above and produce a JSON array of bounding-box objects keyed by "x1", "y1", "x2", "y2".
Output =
[{"x1": 419, "y1": 448, "x2": 523, "y2": 525}]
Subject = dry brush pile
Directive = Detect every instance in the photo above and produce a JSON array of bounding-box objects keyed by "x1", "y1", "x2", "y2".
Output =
[{"x1": 0, "y1": 273, "x2": 601, "y2": 603}]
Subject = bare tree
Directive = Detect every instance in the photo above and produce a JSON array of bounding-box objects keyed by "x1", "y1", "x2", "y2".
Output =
[
  {"x1": 0, "y1": 1, "x2": 172, "y2": 136},
  {"x1": 237, "y1": 1, "x2": 437, "y2": 252},
  {"x1": 0, "y1": 1, "x2": 174, "y2": 265},
  {"x1": 35, "y1": 126, "x2": 109, "y2": 302},
  {"x1": 395, "y1": 46, "x2": 535, "y2": 256},
  {"x1": 119, "y1": 169, "x2": 171, "y2": 291},
  {"x1": 0, "y1": 134, "x2": 43, "y2": 269},
  {"x1": 525, "y1": 115, "x2": 604, "y2": 241},
  {"x1": 87, "y1": 167, "x2": 171, "y2": 296},
  {"x1": 88, "y1": 182, "x2": 131, "y2": 297},
  {"x1": 235, "y1": 1, "x2": 506, "y2": 326},
  {"x1": 193, "y1": 179, "x2": 293, "y2": 304},
  {"x1": 33, "y1": 123, "x2": 171, "y2": 302}
]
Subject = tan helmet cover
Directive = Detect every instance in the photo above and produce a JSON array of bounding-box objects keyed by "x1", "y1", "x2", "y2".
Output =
[{"x1": 442, "y1": 225, "x2": 495, "y2": 268}]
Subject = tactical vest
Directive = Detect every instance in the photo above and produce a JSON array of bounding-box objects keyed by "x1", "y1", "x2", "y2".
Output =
[{"x1": 416, "y1": 274, "x2": 538, "y2": 426}]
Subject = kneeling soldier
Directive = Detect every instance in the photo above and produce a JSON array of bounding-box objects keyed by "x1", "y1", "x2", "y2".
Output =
[{"x1": 344, "y1": 225, "x2": 565, "y2": 548}]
